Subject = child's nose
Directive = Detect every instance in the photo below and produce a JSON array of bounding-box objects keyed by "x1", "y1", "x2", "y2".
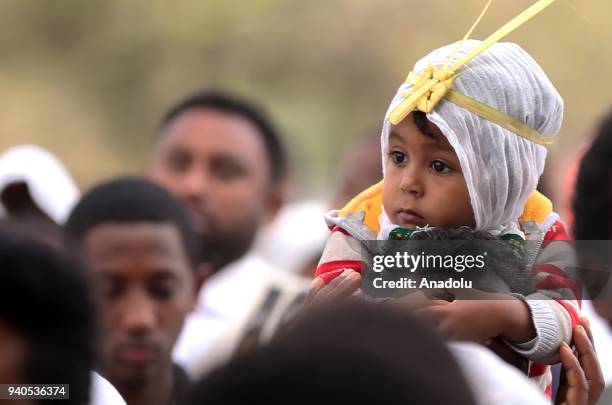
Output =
[{"x1": 399, "y1": 169, "x2": 424, "y2": 197}]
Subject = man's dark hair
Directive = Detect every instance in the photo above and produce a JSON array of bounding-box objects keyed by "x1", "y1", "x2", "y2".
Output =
[
  {"x1": 573, "y1": 112, "x2": 612, "y2": 241},
  {"x1": 0, "y1": 228, "x2": 94, "y2": 405},
  {"x1": 182, "y1": 302, "x2": 476, "y2": 405},
  {"x1": 65, "y1": 177, "x2": 199, "y2": 268},
  {"x1": 159, "y1": 90, "x2": 287, "y2": 183},
  {"x1": 573, "y1": 111, "x2": 612, "y2": 298}
]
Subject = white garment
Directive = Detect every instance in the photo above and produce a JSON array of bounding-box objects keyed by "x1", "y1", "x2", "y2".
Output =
[
  {"x1": 449, "y1": 342, "x2": 549, "y2": 405},
  {"x1": 90, "y1": 372, "x2": 126, "y2": 405},
  {"x1": 172, "y1": 254, "x2": 308, "y2": 378},
  {"x1": 381, "y1": 40, "x2": 563, "y2": 234},
  {"x1": 0, "y1": 145, "x2": 79, "y2": 224},
  {"x1": 256, "y1": 200, "x2": 329, "y2": 274},
  {"x1": 581, "y1": 301, "x2": 612, "y2": 384}
]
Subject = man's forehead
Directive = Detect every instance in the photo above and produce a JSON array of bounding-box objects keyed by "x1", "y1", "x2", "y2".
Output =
[
  {"x1": 84, "y1": 223, "x2": 187, "y2": 263},
  {"x1": 158, "y1": 108, "x2": 266, "y2": 156}
]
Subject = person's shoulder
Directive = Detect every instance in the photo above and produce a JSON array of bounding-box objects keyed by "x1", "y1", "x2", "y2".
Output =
[
  {"x1": 448, "y1": 342, "x2": 549, "y2": 405},
  {"x1": 89, "y1": 372, "x2": 126, "y2": 405}
]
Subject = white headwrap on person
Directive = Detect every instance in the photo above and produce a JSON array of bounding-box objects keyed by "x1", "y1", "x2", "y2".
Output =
[
  {"x1": 379, "y1": 40, "x2": 563, "y2": 237},
  {"x1": 0, "y1": 145, "x2": 79, "y2": 224}
]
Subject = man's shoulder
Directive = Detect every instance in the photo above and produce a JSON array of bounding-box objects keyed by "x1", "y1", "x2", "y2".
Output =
[
  {"x1": 89, "y1": 372, "x2": 126, "y2": 405},
  {"x1": 172, "y1": 363, "x2": 191, "y2": 404},
  {"x1": 448, "y1": 342, "x2": 549, "y2": 405}
]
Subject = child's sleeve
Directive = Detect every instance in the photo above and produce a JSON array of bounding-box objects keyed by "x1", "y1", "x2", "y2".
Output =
[
  {"x1": 505, "y1": 220, "x2": 581, "y2": 364},
  {"x1": 315, "y1": 226, "x2": 364, "y2": 284}
]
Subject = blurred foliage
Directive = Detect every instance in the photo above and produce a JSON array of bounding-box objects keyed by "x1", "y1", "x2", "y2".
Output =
[{"x1": 0, "y1": 0, "x2": 610, "y2": 198}]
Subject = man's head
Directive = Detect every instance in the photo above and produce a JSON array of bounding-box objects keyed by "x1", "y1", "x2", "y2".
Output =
[
  {"x1": 65, "y1": 177, "x2": 199, "y2": 389},
  {"x1": 0, "y1": 228, "x2": 94, "y2": 405},
  {"x1": 573, "y1": 111, "x2": 612, "y2": 324},
  {"x1": 331, "y1": 130, "x2": 383, "y2": 209},
  {"x1": 183, "y1": 302, "x2": 475, "y2": 405},
  {"x1": 148, "y1": 91, "x2": 286, "y2": 271}
]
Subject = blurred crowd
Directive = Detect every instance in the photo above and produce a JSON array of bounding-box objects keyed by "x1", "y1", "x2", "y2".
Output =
[{"x1": 2, "y1": 88, "x2": 612, "y2": 405}]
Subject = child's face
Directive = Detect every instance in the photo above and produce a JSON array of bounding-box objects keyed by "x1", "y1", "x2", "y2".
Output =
[{"x1": 382, "y1": 113, "x2": 475, "y2": 230}]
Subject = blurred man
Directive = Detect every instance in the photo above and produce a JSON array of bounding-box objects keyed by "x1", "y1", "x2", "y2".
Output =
[
  {"x1": 573, "y1": 111, "x2": 612, "y2": 404},
  {"x1": 65, "y1": 178, "x2": 202, "y2": 405},
  {"x1": 329, "y1": 129, "x2": 382, "y2": 209},
  {"x1": 148, "y1": 91, "x2": 306, "y2": 376},
  {"x1": 149, "y1": 91, "x2": 285, "y2": 272},
  {"x1": 257, "y1": 129, "x2": 382, "y2": 279},
  {"x1": 183, "y1": 302, "x2": 477, "y2": 405},
  {"x1": 0, "y1": 227, "x2": 94, "y2": 405}
]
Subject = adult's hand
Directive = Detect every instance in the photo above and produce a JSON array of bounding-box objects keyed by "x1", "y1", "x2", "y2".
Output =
[{"x1": 555, "y1": 317, "x2": 604, "y2": 405}]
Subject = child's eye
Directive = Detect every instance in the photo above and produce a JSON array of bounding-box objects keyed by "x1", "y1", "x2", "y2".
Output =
[
  {"x1": 431, "y1": 160, "x2": 451, "y2": 173},
  {"x1": 390, "y1": 151, "x2": 407, "y2": 165}
]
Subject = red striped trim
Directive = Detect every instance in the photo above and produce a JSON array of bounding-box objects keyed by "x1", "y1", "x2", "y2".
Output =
[
  {"x1": 553, "y1": 297, "x2": 581, "y2": 327},
  {"x1": 535, "y1": 274, "x2": 582, "y2": 302},
  {"x1": 533, "y1": 263, "x2": 566, "y2": 278},
  {"x1": 544, "y1": 383, "x2": 552, "y2": 399},
  {"x1": 315, "y1": 260, "x2": 363, "y2": 284},
  {"x1": 331, "y1": 226, "x2": 350, "y2": 236},
  {"x1": 544, "y1": 221, "x2": 570, "y2": 241},
  {"x1": 529, "y1": 363, "x2": 549, "y2": 377}
]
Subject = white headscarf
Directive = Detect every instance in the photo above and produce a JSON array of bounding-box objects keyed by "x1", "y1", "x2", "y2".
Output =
[
  {"x1": 0, "y1": 145, "x2": 79, "y2": 224},
  {"x1": 381, "y1": 40, "x2": 563, "y2": 234}
]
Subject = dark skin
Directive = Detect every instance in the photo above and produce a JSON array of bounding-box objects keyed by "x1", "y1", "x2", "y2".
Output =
[
  {"x1": 148, "y1": 108, "x2": 283, "y2": 272},
  {"x1": 84, "y1": 223, "x2": 199, "y2": 405},
  {"x1": 0, "y1": 319, "x2": 37, "y2": 405},
  {"x1": 383, "y1": 114, "x2": 474, "y2": 230},
  {"x1": 306, "y1": 272, "x2": 604, "y2": 405},
  {"x1": 0, "y1": 182, "x2": 54, "y2": 223},
  {"x1": 381, "y1": 113, "x2": 535, "y2": 344},
  {"x1": 556, "y1": 318, "x2": 604, "y2": 405}
]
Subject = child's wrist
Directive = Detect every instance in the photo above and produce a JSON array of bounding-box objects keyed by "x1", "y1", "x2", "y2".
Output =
[{"x1": 499, "y1": 296, "x2": 536, "y2": 343}]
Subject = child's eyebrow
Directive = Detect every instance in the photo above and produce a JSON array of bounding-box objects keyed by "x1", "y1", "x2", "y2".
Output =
[
  {"x1": 389, "y1": 131, "x2": 404, "y2": 143},
  {"x1": 434, "y1": 140, "x2": 456, "y2": 152}
]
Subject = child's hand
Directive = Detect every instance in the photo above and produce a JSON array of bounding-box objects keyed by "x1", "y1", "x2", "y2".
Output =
[
  {"x1": 302, "y1": 269, "x2": 362, "y2": 313},
  {"x1": 414, "y1": 289, "x2": 535, "y2": 344},
  {"x1": 415, "y1": 297, "x2": 505, "y2": 343},
  {"x1": 383, "y1": 290, "x2": 451, "y2": 312}
]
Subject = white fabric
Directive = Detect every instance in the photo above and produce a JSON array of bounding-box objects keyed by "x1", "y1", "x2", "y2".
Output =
[
  {"x1": 90, "y1": 372, "x2": 126, "y2": 405},
  {"x1": 172, "y1": 253, "x2": 308, "y2": 378},
  {"x1": 0, "y1": 145, "x2": 79, "y2": 224},
  {"x1": 381, "y1": 40, "x2": 563, "y2": 233},
  {"x1": 449, "y1": 342, "x2": 549, "y2": 405},
  {"x1": 581, "y1": 301, "x2": 612, "y2": 385},
  {"x1": 256, "y1": 200, "x2": 329, "y2": 274}
]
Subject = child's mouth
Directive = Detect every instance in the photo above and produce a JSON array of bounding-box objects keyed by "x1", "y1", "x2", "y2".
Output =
[{"x1": 397, "y1": 209, "x2": 424, "y2": 224}]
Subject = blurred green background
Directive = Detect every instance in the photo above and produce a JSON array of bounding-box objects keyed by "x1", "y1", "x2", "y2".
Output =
[{"x1": 0, "y1": 0, "x2": 610, "y2": 203}]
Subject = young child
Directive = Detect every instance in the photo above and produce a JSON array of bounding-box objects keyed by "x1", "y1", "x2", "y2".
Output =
[{"x1": 315, "y1": 35, "x2": 580, "y2": 397}]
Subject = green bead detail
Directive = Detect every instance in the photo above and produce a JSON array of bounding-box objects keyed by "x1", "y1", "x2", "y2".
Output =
[
  {"x1": 389, "y1": 227, "x2": 414, "y2": 240},
  {"x1": 500, "y1": 233, "x2": 526, "y2": 254}
]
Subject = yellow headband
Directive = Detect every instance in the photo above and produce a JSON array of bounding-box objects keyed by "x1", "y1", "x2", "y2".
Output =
[{"x1": 388, "y1": 0, "x2": 556, "y2": 146}]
